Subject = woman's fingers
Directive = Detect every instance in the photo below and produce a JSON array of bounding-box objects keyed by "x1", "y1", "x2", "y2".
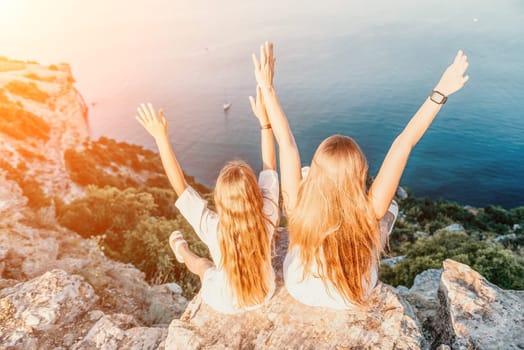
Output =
[
  {"x1": 252, "y1": 53, "x2": 260, "y2": 70},
  {"x1": 256, "y1": 85, "x2": 263, "y2": 102},
  {"x1": 249, "y1": 96, "x2": 256, "y2": 113},
  {"x1": 147, "y1": 103, "x2": 156, "y2": 119},
  {"x1": 137, "y1": 106, "x2": 148, "y2": 121},
  {"x1": 454, "y1": 49, "x2": 463, "y2": 64},
  {"x1": 260, "y1": 44, "x2": 266, "y2": 65},
  {"x1": 135, "y1": 115, "x2": 145, "y2": 127}
]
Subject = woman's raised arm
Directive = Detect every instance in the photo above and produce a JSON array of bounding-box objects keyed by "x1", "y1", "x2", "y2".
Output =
[
  {"x1": 252, "y1": 42, "x2": 302, "y2": 213},
  {"x1": 136, "y1": 103, "x2": 188, "y2": 196},
  {"x1": 249, "y1": 86, "x2": 276, "y2": 171},
  {"x1": 369, "y1": 50, "x2": 470, "y2": 219}
]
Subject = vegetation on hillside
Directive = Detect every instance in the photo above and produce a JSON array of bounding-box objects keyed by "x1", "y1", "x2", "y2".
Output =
[
  {"x1": 58, "y1": 137, "x2": 213, "y2": 297},
  {"x1": 5, "y1": 80, "x2": 49, "y2": 103},
  {"x1": 380, "y1": 196, "x2": 524, "y2": 289},
  {"x1": 0, "y1": 89, "x2": 50, "y2": 141}
]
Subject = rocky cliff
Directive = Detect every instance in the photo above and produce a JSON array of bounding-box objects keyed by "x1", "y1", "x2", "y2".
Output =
[
  {"x1": 0, "y1": 58, "x2": 187, "y2": 349},
  {"x1": 1, "y1": 58, "x2": 523, "y2": 349}
]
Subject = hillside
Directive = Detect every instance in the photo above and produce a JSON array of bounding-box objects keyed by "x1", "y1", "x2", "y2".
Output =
[{"x1": 0, "y1": 57, "x2": 523, "y2": 349}]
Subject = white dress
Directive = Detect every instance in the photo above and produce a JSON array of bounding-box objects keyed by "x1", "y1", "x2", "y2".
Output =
[{"x1": 175, "y1": 169, "x2": 280, "y2": 314}]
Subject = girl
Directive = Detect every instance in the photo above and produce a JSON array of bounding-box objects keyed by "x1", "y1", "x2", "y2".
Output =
[
  {"x1": 252, "y1": 42, "x2": 469, "y2": 308},
  {"x1": 136, "y1": 92, "x2": 279, "y2": 313}
]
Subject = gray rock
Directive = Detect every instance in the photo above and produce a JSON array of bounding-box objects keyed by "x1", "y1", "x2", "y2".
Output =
[
  {"x1": 435, "y1": 259, "x2": 524, "y2": 350},
  {"x1": 381, "y1": 255, "x2": 407, "y2": 267},
  {"x1": 0, "y1": 269, "x2": 97, "y2": 348},
  {"x1": 443, "y1": 224, "x2": 464, "y2": 232},
  {"x1": 397, "y1": 186, "x2": 409, "y2": 200},
  {"x1": 72, "y1": 313, "x2": 166, "y2": 350},
  {"x1": 165, "y1": 234, "x2": 424, "y2": 350},
  {"x1": 494, "y1": 233, "x2": 517, "y2": 242},
  {"x1": 401, "y1": 269, "x2": 442, "y2": 344}
]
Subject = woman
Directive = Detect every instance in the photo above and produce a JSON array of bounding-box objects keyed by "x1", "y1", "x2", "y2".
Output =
[
  {"x1": 136, "y1": 93, "x2": 279, "y2": 313},
  {"x1": 252, "y1": 42, "x2": 469, "y2": 308}
]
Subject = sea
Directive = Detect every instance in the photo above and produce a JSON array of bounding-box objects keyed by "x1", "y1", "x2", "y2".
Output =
[{"x1": 1, "y1": 0, "x2": 523, "y2": 208}]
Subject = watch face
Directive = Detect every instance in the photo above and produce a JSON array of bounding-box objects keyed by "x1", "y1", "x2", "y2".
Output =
[{"x1": 430, "y1": 91, "x2": 446, "y2": 104}]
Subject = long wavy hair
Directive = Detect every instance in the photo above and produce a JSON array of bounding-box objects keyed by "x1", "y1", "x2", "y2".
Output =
[
  {"x1": 214, "y1": 160, "x2": 275, "y2": 308},
  {"x1": 289, "y1": 135, "x2": 381, "y2": 306}
]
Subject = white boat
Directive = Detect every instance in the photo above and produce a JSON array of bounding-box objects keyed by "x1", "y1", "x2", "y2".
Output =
[{"x1": 223, "y1": 102, "x2": 232, "y2": 111}]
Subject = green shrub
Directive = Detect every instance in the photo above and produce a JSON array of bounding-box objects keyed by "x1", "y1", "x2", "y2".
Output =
[
  {"x1": 380, "y1": 230, "x2": 524, "y2": 290},
  {"x1": 5, "y1": 80, "x2": 49, "y2": 103},
  {"x1": 0, "y1": 104, "x2": 50, "y2": 141},
  {"x1": 56, "y1": 184, "x2": 211, "y2": 298},
  {"x1": 0, "y1": 159, "x2": 51, "y2": 208},
  {"x1": 24, "y1": 73, "x2": 57, "y2": 82}
]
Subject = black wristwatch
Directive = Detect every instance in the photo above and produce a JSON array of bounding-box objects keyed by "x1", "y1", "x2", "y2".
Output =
[{"x1": 429, "y1": 90, "x2": 447, "y2": 104}]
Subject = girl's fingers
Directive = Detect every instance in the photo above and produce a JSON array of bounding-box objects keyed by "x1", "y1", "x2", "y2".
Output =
[
  {"x1": 252, "y1": 53, "x2": 260, "y2": 69},
  {"x1": 147, "y1": 103, "x2": 156, "y2": 119},
  {"x1": 260, "y1": 44, "x2": 265, "y2": 64},
  {"x1": 256, "y1": 85, "x2": 262, "y2": 102},
  {"x1": 249, "y1": 96, "x2": 256, "y2": 112},
  {"x1": 463, "y1": 75, "x2": 470, "y2": 84},
  {"x1": 454, "y1": 50, "x2": 463, "y2": 63},
  {"x1": 137, "y1": 106, "x2": 147, "y2": 121}
]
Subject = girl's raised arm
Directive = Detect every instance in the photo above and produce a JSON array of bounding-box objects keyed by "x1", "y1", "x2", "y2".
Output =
[
  {"x1": 369, "y1": 50, "x2": 470, "y2": 219},
  {"x1": 136, "y1": 103, "x2": 188, "y2": 196},
  {"x1": 250, "y1": 86, "x2": 276, "y2": 171},
  {"x1": 253, "y1": 42, "x2": 302, "y2": 213}
]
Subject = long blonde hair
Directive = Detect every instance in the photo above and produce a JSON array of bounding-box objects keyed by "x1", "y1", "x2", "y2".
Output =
[
  {"x1": 214, "y1": 160, "x2": 274, "y2": 308},
  {"x1": 289, "y1": 135, "x2": 381, "y2": 306}
]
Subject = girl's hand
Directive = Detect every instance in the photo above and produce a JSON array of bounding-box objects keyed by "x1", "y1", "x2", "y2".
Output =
[
  {"x1": 252, "y1": 41, "x2": 275, "y2": 89},
  {"x1": 136, "y1": 103, "x2": 168, "y2": 140},
  {"x1": 249, "y1": 86, "x2": 270, "y2": 126},
  {"x1": 435, "y1": 50, "x2": 470, "y2": 97}
]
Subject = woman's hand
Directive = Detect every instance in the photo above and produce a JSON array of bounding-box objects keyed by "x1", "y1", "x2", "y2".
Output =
[
  {"x1": 249, "y1": 86, "x2": 270, "y2": 126},
  {"x1": 435, "y1": 50, "x2": 470, "y2": 97},
  {"x1": 252, "y1": 41, "x2": 275, "y2": 89},
  {"x1": 136, "y1": 103, "x2": 168, "y2": 140}
]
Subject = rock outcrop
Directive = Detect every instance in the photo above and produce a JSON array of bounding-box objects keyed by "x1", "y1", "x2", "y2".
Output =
[
  {"x1": 0, "y1": 59, "x2": 89, "y2": 202},
  {"x1": 0, "y1": 58, "x2": 188, "y2": 349},
  {"x1": 435, "y1": 260, "x2": 524, "y2": 350},
  {"x1": 165, "y1": 233, "x2": 425, "y2": 350}
]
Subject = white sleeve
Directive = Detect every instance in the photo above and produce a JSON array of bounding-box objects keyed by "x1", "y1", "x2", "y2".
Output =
[
  {"x1": 258, "y1": 169, "x2": 280, "y2": 227},
  {"x1": 175, "y1": 186, "x2": 219, "y2": 250}
]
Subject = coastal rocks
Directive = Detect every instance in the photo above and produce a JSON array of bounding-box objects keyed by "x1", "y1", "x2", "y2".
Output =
[
  {"x1": 0, "y1": 269, "x2": 97, "y2": 348},
  {"x1": 0, "y1": 267, "x2": 179, "y2": 349},
  {"x1": 0, "y1": 59, "x2": 89, "y2": 203},
  {"x1": 0, "y1": 172, "x2": 27, "y2": 224},
  {"x1": 71, "y1": 313, "x2": 167, "y2": 350},
  {"x1": 397, "y1": 269, "x2": 442, "y2": 344},
  {"x1": 165, "y1": 282, "x2": 424, "y2": 350},
  {"x1": 443, "y1": 224, "x2": 464, "y2": 232},
  {"x1": 165, "y1": 234, "x2": 424, "y2": 350},
  {"x1": 435, "y1": 259, "x2": 524, "y2": 349},
  {"x1": 396, "y1": 186, "x2": 409, "y2": 200},
  {"x1": 0, "y1": 220, "x2": 188, "y2": 324}
]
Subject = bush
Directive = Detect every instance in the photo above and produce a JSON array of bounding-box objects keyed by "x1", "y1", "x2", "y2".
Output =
[
  {"x1": 5, "y1": 80, "x2": 49, "y2": 103},
  {"x1": 0, "y1": 104, "x2": 50, "y2": 141},
  {"x1": 380, "y1": 230, "x2": 524, "y2": 290},
  {"x1": 56, "y1": 185, "x2": 211, "y2": 298},
  {"x1": 0, "y1": 159, "x2": 51, "y2": 208},
  {"x1": 24, "y1": 73, "x2": 57, "y2": 82}
]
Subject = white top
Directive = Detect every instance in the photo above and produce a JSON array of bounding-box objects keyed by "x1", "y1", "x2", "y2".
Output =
[
  {"x1": 283, "y1": 167, "x2": 397, "y2": 309},
  {"x1": 175, "y1": 169, "x2": 279, "y2": 313},
  {"x1": 283, "y1": 248, "x2": 378, "y2": 309}
]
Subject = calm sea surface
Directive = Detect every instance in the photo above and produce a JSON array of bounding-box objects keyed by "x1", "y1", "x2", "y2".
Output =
[{"x1": 2, "y1": 0, "x2": 523, "y2": 207}]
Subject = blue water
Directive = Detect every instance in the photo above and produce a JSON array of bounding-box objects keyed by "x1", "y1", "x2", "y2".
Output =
[{"x1": 3, "y1": 0, "x2": 522, "y2": 207}]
